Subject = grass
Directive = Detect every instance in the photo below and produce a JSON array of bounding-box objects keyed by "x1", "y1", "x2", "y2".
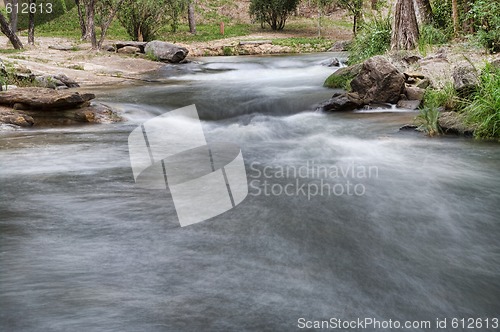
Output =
[
  {"x1": 323, "y1": 72, "x2": 353, "y2": 90},
  {"x1": 347, "y1": 14, "x2": 391, "y2": 64},
  {"x1": 418, "y1": 24, "x2": 450, "y2": 56},
  {"x1": 462, "y1": 64, "x2": 500, "y2": 139},
  {"x1": 423, "y1": 83, "x2": 461, "y2": 111},
  {"x1": 415, "y1": 106, "x2": 442, "y2": 136},
  {"x1": 162, "y1": 23, "x2": 252, "y2": 43},
  {"x1": 0, "y1": 49, "x2": 24, "y2": 54}
]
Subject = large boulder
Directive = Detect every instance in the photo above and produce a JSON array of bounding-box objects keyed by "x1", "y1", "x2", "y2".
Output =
[
  {"x1": 0, "y1": 88, "x2": 95, "y2": 110},
  {"x1": 144, "y1": 41, "x2": 189, "y2": 63},
  {"x1": 323, "y1": 63, "x2": 362, "y2": 88},
  {"x1": 350, "y1": 56, "x2": 405, "y2": 104}
]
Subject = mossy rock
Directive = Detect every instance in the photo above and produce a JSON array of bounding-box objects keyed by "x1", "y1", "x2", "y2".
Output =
[{"x1": 323, "y1": 63, "x2": 362, "y2": 89}]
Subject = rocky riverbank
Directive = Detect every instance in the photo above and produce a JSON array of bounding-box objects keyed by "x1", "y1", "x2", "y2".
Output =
[{"x1": 320, "y1": 45, "x2": 500, "y2": 137}]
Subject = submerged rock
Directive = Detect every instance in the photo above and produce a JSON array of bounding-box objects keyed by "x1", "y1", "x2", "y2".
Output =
[{"x1": 317, "y1": 92, "x2": 364, "y2": 112}]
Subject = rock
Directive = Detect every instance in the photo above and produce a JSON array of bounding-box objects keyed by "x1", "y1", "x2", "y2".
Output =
[
  {"x1": 405, "y1": 86, "x2": 425, "y2": 101},
  {"x1": 400, "y1": 124, "x2": 418, "y2": 131},
  {"x1": 48, "y1": 45, "x2": 76, "y2": 51},
  {"x1": 317, "y1": 92, "x2": 364, "y2": 112},
  {"x1": 397, "y1": 100, "x2": 421, "y2": 110},
  {"x1": 453, "y1": 65, "x2": 479, "y2": 96},
  {"x1": 74, "y1": 103, "x2": 123, "y2": 123},
  {"x1": 118, "y1": 46, "x2": 141, "y2": 54},
  {"x1": 0, "y1": 88, "x2": 95, "y2": 110},
  {"x1": 144, "y1": 41, "x2": 189, "y2": 63},
  {"x1": 416, "y1": 78, "x2": 431, "y2": 89},
  {"x1": 328, "y1": 40, "x2": 351, "y2": 52},
  {"x1": 350, "y1": 56, "x2": 405, "y2": 104},
  {"x1": 35, "y1": 76, "x2": 65, "y2": 89},
  {"x1": 438, "y1": 111, "x2": 475, "y2": 136},
  {"x1": 53, "y1": 74, "x2": 79, "y2": 88},
  {"x1": 321, "y1": 58, "x2": 340, "y2": 67},
  {"x1": 402, "y1": 55, "x2": 422, "y2": 64},
  {"x1": 404, "y1": 71, "x2": 425, "y2": 79},
  {"x1": 491, "y1": 59, "x2": 500, "y2": 69},
  {"x1": 0, "y1": 108, "x2": 34, "y2": 127},
  {"x1": 239, "y1": 40, "x2": 272, "y2": 45},
  {"x1": 102, "y1": 44, "x2": 116, "y2": 52},
  {"x1": 114, "y1": 41, "x2": 147, "y2": 53}
]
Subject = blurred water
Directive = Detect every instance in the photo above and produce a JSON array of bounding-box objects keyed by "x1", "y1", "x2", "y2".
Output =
[{"x1": 1, "y1": 53, "x2": 499, "y2": 332}]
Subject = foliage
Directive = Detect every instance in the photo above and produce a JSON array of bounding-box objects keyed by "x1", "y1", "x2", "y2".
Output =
[
  {"x1": 423, "y1": 83, "x2": 460, "y2": 111},
  {"x1": 347, "y1": 13, "x2": 391, "y2": 64},
  {"x1": 415, "y1": 106, "x2": 442, "y2": 136},
  {"x1": 12, "y1": 0, "x2": 75, "y2": 30},
  {"x1": 430, "y1": 0, "x2": 453, "y2": 35},
  {"x1": 467, "y1": 0, "x2": 500, "y2": 53},
  {"x1": 323, "y1": 72, "x2": 353, "y2": 90},
  {"x1": 462, "y1": 64, "x2": 500, "y2": 139},
  {"x1": 336, "y1": 0, "x2": 364, "y2": 34},
  {"x1": 418, "y1": 24, "x2": 451, "y2": 54},
  {"x1": 118, "y1": 0, "x2": 184, "y2": 41},
  {"x1": 249, "y1": 0, "x2": 300, "y2": 30}
]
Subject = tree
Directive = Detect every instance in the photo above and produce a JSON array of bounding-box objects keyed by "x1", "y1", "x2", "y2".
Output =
[
  {"x1": 337, "y1": 0, "x2": 364, "y2": 36},
  {"x1": 414, "y1": 0, "x2": 433, "y2": 24},
  {"x1": 391, "y1": 0, "x2": 419, "y2": 50},
  {"x1": 249, "y1": 0, "x2": 300, "y2": 30},
  {"x1": 0, "y1": 12, "x2": 23, "y2": 49},
  {"x1": 28, "y1": 0, "x2": 36, "y2": 45},
  {"x1": 78, "y1": 0, "x2": 124, "y2": 49},
  {"x1": 188, "y1": 0, "x2": 196, "y2": 34},
  {"x1": 451, "y1": 0, "x2": 459, "y2": 36},
  {"x1": 118, "y1": 0, "x2": 183, "y2": 41},
  {"x1": 75, "y1": 0, "x2": 87, "y2": 39},
  {"x1": 8, "y1": 0, "x2": 18, "y2": 34}
]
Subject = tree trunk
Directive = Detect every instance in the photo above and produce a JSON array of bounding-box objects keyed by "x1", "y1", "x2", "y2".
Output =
[
  {"x1": 9, "y1": 0, "x2": 18, "y2": 34},
  {"x1": 391, "y1": 0, "x2": 419, "y2": 50},
  {"x1": 86, "y1": 0, "x2": 97, "y2": 49},
  {"x1": 28, "y1": 0, "x2": 36, "y2": 45},
  {"x1": 0, "y1": 12, "x2": 23, "y2": 49},
  {"x1": 414, "y1": 0, "x2": 433, "y2": 24},
  {"x1": 75, "y1": 0, "x2": 87, "y2": 39},
  {"x1": 188, "y1": 0, "x2": 196, "y2": 34},
  {"x1": 452, "y1": 0, "x2": 459, "y2": 36},
  {"x1": 97, "y1": 0, "x2": 125, "y2": 49}
]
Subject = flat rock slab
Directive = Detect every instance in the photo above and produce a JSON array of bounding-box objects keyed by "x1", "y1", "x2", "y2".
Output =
[
  {"x1": 114, "y1": 41, "x2": 147, "y2": 52},
  {"x1": 0, "y1": 88, "x2": 95, "y2": 110},
  {"x1": 239, "y1": 40, "x2": 272, "y2": 45}
]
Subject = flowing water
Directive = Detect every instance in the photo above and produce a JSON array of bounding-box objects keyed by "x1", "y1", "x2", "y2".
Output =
[{"x1": 1, "y1": 54, "x2": 499, "y2": 331}]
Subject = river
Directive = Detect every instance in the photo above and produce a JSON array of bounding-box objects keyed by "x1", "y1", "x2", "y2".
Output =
[{"x1": 1, "y1": 53, "x2": 499, "y2": 331}]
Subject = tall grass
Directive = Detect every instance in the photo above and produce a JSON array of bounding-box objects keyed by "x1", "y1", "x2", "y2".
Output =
[
  {"x1": 462, "y1": 64, "x2": 500, "y2": 139},
  {"x1": 347, "y1": 14, "x2": 391, "y2": 64},
  {"x1": 418, "y1": 24, "x2": 450, "y2": 55}
]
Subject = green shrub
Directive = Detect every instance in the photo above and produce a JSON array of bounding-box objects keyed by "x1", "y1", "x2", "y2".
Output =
[
  {"x1": 462, "y1": 64, "x2": 500, "y2": 139},
  {"x1": 467, "y1": 0, "x2": 500, "y2": 53},
  {"x1": 347, "y1": 14, "x2": 391, "y2": 64},
  {"x1": 249, "y1": 0, "x2": 300, "y2": 31}
]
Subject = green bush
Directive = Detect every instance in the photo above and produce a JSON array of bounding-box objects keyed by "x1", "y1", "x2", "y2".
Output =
[
  {"x1": 415, "y1": 106, "x2": 442, "y2": 136},
  {"x1": 462, "y1": 64, "x2": 500, "y2": 139},
  {"x1": 249, "y1": 0, "x2": 300, "y2": 31},
  {"x1": 347, "y1": 14, "x2": 391, "y2": 64},
  {"x1": 468, "y1": 1, "x2": 500, "y2": 53}
]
